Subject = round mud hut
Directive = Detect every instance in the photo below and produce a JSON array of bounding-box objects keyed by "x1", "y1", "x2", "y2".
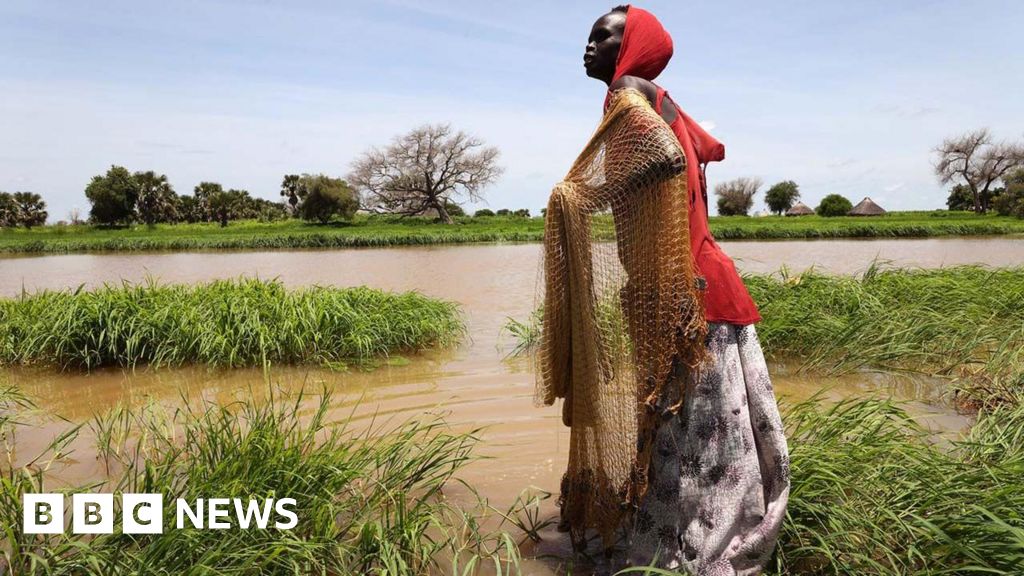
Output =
[
  {"x1": 849, "y1": 197, "x2": 886, "y2": 216},
  {"x1": 785, "y1": 201, "x2": 815, "y2": 216}
]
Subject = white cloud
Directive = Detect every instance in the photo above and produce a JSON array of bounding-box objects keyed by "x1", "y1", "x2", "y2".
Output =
[{"x1": 698, "y1": 120, "x2": 716, "y2": 131}]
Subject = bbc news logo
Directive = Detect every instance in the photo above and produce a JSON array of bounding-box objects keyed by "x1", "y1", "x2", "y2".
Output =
[{"x1": 23, "y1": 494, "x2": 298, "y2": 534}]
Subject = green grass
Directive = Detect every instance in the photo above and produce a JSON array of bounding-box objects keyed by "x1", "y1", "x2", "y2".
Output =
[
  {"x1": 0, "y1": 385, "x2": 528, "y2": 575},
  {"x1": 2, "y1": 211, "x2": 1022, "y2": 253},
  {"x1": 0, "y1": 278, "x2": 465, "y2": 370},
  {"x1": 504, "y1": 264, "x2": 1024, "y2": 410},
  {"x1": 747, "y1": 264, "x2": 1024, "y2": 371},
  {"x1": 769, "y1": 393, "x2": 1024, "y2": 575},
  {"x1": 709, "y1": 209, "x2": 1024, "y2": 240},
  {"x1": 747, "y1": 264, "x2": 1024, "y2": 409},
  {"x1": 5, "y1": 376, "x2": 1022, "y2": 574}
]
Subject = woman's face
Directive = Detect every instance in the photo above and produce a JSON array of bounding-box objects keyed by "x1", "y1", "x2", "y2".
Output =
[{"x1": 584, "y1": 11, "x2": 625, "y2": 84}]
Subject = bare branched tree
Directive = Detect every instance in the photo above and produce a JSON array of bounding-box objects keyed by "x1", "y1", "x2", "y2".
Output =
[
  {"x1": 348, "y1": 124, "x2": 503, "y2": 224},
  {"x1": 934, "y1": 129, "x2": 1024, "y2": 213},
  {"x1": 714, "y1": 177, "x2": 762, "y2": 216}
]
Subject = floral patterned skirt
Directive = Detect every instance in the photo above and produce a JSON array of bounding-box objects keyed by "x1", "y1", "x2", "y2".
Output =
[{"x1": 624, "y1": 322, "x2": 790, "y2": 575}]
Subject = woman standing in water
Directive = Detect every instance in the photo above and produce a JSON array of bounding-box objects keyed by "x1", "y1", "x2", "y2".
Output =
[{"x1": 545, "y1": 5, "x2": 790, "y2": 574}]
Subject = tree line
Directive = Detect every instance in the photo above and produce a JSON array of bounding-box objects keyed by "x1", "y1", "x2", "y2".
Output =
[
  {"x1": 82, "y1": 167, "x2": 364, "y2": 227},
  {"x1": 0, "y1": 123, "x2": 507, "y2": 229},
  {"x1": 8, "y1": 126, "x2": 1022, "y2": 229},
  {"x1": 713, "y1": 129, "x2": 1024, "y2": 218}
]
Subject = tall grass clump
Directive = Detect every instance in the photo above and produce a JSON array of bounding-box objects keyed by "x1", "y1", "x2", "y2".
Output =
[
  {"x1": 748, "y1": 264, "x2": 1024, "y2": 372},
  {"x1": 504, "y1": 264, "x2": 1024, "y2": 409},
  {"x1": 747, "y1": 264, "x2": 1024, "y2": 409},
  {"x1": 772, "y1": 394, "x2": 1024, "y2": 574},
  {"x1": 0, "y1": 386, "x2": 526, "y2": 575},
  {"x1": 0, "y1": 278, "x2": 464, "y2": 370}
]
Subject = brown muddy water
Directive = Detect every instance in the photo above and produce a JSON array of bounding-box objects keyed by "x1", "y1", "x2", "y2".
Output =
[{"x1": 2, "y1": 237, "x2": 1015, "y2": 572}]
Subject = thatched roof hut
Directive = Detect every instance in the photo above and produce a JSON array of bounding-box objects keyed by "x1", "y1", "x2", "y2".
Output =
[
  {"x1": 848, "y1": 197, "x2": 886, "y2": 216},
  {"x1": 785, "y1": 201, "x2": 814, "y2": 216}
]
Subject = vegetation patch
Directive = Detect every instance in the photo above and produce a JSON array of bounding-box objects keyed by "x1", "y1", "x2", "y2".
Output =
[
  {"x1": 0, "y1": 279, "x2": 464, "y2": 370},
  {"x1": 2, "y1": 211, "x2": 1024, "y2": 254},
  {"x1": 747, "y1": 264, "x2": 1024, "y2": 410},
  {"x1": 0, "y1": 386, "x2": 526, "y2": 575},
  {"x1": 773, "y1": 394, "x2": 1024, "y2": 575}
]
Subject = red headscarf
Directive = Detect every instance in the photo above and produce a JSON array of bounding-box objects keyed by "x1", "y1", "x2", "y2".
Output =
[
  {"x1": 603, "y1": 5, "x2": 724, "y2": 165},
  {"x1": 612, "y1": 6, "x2": 673, "y2": 84},
  {"x1": 602, "y1": 5, "x2": 762, "y2": 325}
]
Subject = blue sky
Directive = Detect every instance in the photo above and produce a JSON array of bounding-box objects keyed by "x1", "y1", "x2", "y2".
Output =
[{"x1": 2, "y1": 0, "x2": 1022, "y2": 220}]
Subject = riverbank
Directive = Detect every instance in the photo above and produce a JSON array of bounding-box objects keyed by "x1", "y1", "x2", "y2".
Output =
[
  {"x1": 2, "y1": 211, "x2": 1022, "y2": 253},
  {"x1": 0, "y1": 279, "x2": 464, "y2": 370},
  {"x1": 748, "y1": 264, "x2": 1024, "y2": 410}
]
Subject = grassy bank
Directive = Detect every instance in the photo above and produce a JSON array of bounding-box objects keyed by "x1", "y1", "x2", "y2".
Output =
[
  {"x1": 1, "y1": 211, "x2": 1022, "y2": 254},
  {"x1": 505, "y1": 265, "x2": 1024, "y2": 410},
  {"x1": 0, "y1": 279, "x2": 464, "y2": 370},
  {"x1": 710, "y1": 210, "x2": 1024, "y2": 240},
  {"x1": 0, "y1": 386, "x2": 525, "y2": 575}
]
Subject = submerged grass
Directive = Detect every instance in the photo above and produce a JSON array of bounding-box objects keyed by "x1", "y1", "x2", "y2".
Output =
[
  {"x1": 746, "y1": 264, "x2": 1024, "y2": 409},
  {"x1": 1, "y1": 211, "x2": 1022, "y2": 254},
  {"x1": 747, "y1": 263, "x2": 1024, "y2": 372},
  {"x1": 504, "y1": 264, "x2": 1024, "y2": 409},
  {"x1": 0, "y1": 385, "x2": 528, "y2": 575},
  {"x1": 0, "y1": 278, "x2": 465, "y2": 370},
  {"x1": 4, "y1": 387, "x2": 1024, "y2": 574}
]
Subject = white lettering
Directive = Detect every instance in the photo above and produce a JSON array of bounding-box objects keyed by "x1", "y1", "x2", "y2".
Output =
[
  {"x1": 72, "y1": 493, "x2": 113, "y2": 534},
  {"x1": 207, "y1": 498, "x2": 230, "y2": 529},
  {"x1": 176, "y1": 498, "x2": 204, "y2": 529},
  {"x1": 234, "y1": 498, "x2": 273, "y2": 529},
  {"x1": 123, "y1": 493, "x2": 163, "y2": 534},
  {"x1": 275, "y1": 498, "x2": 297, "y2": 529},
  {"x1": 23, "y1": 494, "x2": 63, "y2": 534}
]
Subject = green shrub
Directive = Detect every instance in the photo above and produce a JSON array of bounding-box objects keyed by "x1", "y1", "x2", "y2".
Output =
[
  {"x1": 993, "y1": 169, "x2": 1024, "y2": 218},
  {"x1": 816, "y1": 194, "x2": 853, "y2": 217},
  {"x1": 296, "y1": 175, "x2": 360, "y2": 223}
]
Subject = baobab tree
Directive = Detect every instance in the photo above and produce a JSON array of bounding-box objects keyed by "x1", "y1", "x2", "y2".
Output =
[
  {"x1": 934, "y1": 129, "x2": 1024, "y2": 213},
  {"x1": 348, "y1": 124, "x2": 503, "y2": 224}
]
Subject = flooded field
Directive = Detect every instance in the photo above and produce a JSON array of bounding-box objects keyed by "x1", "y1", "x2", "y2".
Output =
[{"x1": 2, "y1": 237, "x2": 1015, "y2": 572}]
